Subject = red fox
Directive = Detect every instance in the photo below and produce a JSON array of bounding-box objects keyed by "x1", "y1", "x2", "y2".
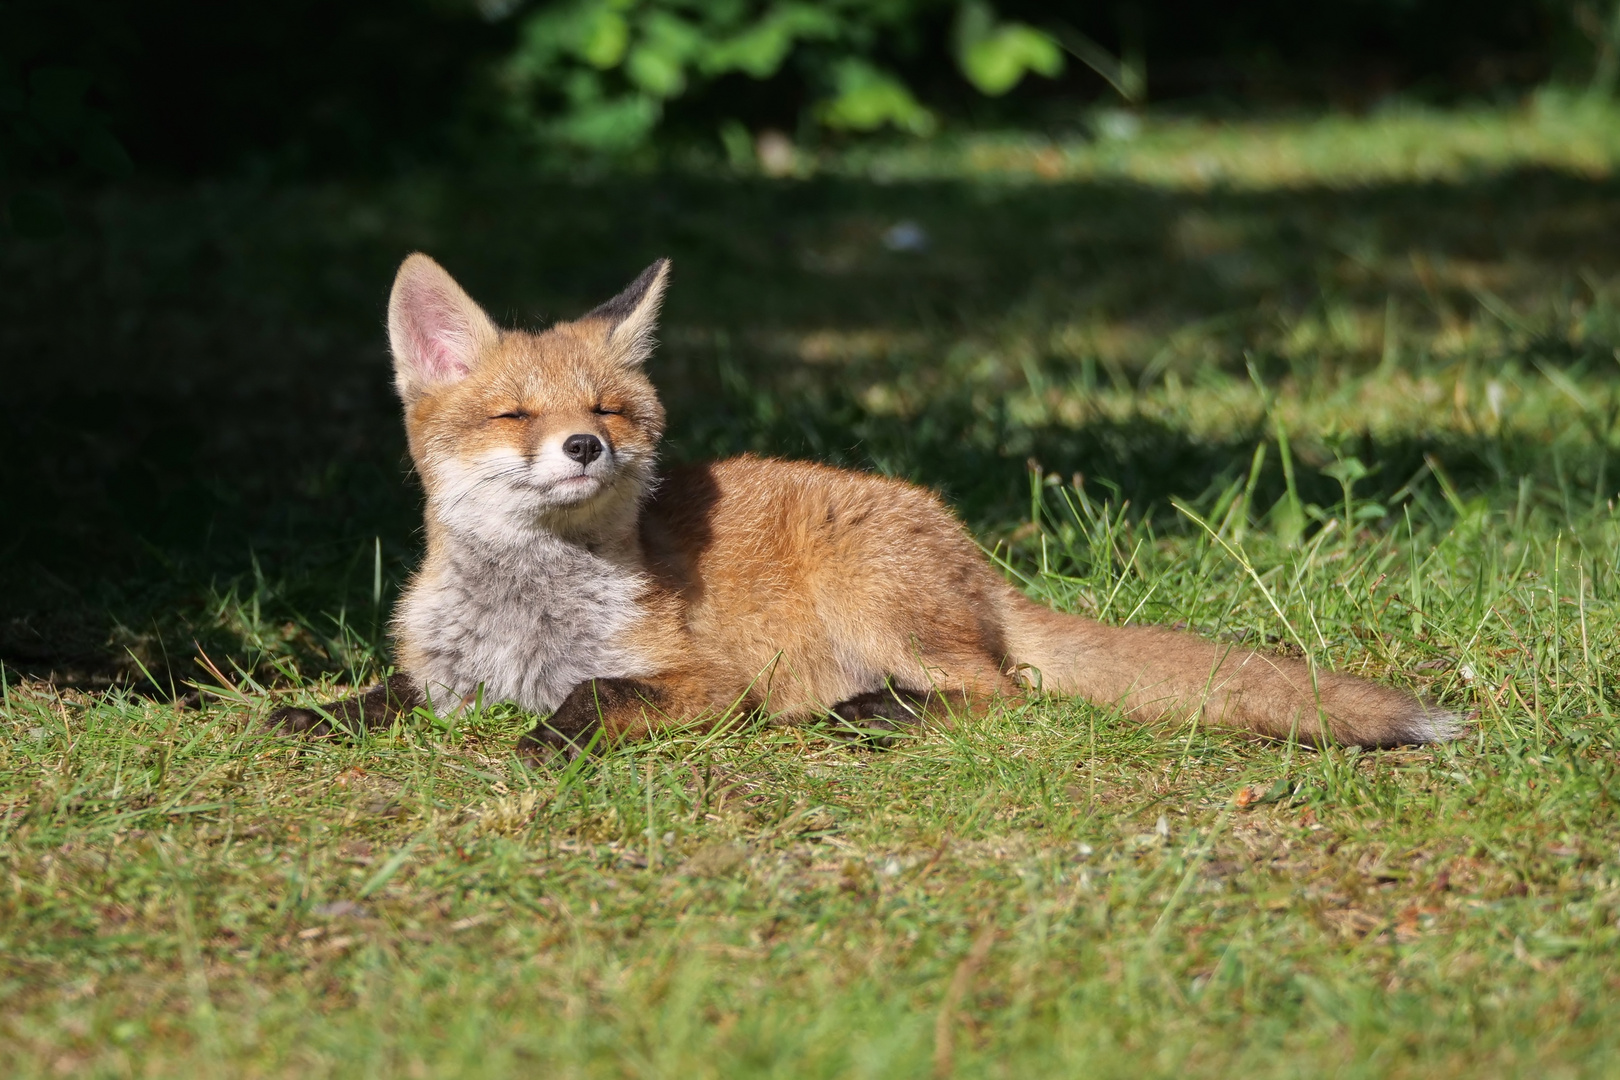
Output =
[{"x1": 268, "y1": 254, "x2": 1459, "y2": 759}]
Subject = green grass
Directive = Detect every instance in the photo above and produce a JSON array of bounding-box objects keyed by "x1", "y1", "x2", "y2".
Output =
[{"x1": 4, "y1": 97, "x2": 1620, "y2": 1076}]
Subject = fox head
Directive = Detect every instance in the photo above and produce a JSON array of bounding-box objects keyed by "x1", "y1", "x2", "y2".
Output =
[{"x1": 387, "y1": 253, "x2": 669, "y2": 547}]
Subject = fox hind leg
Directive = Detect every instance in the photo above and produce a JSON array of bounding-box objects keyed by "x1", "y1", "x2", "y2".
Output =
[
  {"x1": 825, "y1": 682, "x2": 990, "y2": 748},
  {"x1": 827, "y1": 685, "x2": 932, "y2": 748}
]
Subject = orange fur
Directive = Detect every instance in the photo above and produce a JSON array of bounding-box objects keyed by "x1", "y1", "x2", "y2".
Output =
[{"x1": 371, "y1": 253, "x2": 1458, "y2": 760}]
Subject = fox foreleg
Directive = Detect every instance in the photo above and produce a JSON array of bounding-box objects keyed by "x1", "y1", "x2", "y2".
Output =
[
  {"x1": 264, "y1": 673, "x2": 425, "y2": 738},
  {"x1": 517, "y1": 672, "x2": 739, "y2": 764}
]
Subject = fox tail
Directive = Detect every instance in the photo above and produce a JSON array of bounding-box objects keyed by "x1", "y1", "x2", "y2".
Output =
[{"x1": 998, "y1": 594, "x2": 1460, "y2": 748}]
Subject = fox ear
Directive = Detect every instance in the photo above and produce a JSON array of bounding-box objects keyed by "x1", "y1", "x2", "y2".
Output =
[
  {"x1": 586, "y1": 258, "x2": 670, "y2": 366},
  {"x1": 388, "y1": 253, "x2": 500, "y2": 400}
]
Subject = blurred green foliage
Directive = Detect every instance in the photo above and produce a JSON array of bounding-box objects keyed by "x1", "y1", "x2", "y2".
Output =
[
  {"x1": 498, "y1": 0, "x2": 1064, "y2": 150},
  {"x1": 955, "y1": 1, "x2": 1064, "y2": 96},
  {"x1": 0, "y1": 1, "x2": 1609, "y2": 181}
]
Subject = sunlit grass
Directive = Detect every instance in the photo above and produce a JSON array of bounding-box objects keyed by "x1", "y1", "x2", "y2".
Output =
[
  {"x1": 833, "y1": 91, "x2": 1620, "y2": 190},
  {"x1": 4, "y1": 100, "x2": 1620, "y2": 1076}
]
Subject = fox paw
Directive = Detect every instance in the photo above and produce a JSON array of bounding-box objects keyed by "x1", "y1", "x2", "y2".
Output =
[
  {"x1": 264, "y1": 704, "x2": 343, "y2": 738},
  {"x1": 264, "y1": 674, "x2": 424, "y2": 740},
  {"x1": 516, "y1": 677, "x2": 661, "y2": 765},
  {"x1": 516, "y1": 715, "x2": 603, "y2": 765},
  {"x1": 828, "y1": 686, "x2": 932, "y2": 749}
]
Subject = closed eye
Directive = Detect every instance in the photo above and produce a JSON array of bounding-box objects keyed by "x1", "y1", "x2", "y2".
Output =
[
  {"x1": 592, "y1": 405, "x2": 623, "y2": 416},
  {"x1": 491, "y1": 409, "x2": 530, "y2": 421}
]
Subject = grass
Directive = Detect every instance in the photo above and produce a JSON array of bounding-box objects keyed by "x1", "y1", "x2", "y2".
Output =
[{"x1": 4, "y1": 96, "x2": 1620, "y2": 1076}]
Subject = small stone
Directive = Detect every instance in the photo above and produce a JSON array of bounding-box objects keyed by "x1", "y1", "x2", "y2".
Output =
[
  {"x1": 881, "y1": 221, "x2": 929, "y2": 253},
  {"x1": 755, "y1": 130, "x2": 797, "y2": 177}
]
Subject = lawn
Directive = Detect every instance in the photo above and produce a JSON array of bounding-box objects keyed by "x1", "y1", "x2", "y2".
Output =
[{"x1": 3, "y1": 97, "x2": 1620, "y2": 1077}]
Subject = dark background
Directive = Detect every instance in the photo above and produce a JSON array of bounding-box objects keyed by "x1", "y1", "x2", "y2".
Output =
[
  {"x1": 2, "y1": 1, "x2": 1583, "y2": 179},
  {"x1": 2, "y1": 1, "x2": 1614, "y2": 691}
]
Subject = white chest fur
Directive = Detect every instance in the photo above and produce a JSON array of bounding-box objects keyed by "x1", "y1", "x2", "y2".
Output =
[{"x1": 396, "y1": 535, "x2": 651, "y2": 714}]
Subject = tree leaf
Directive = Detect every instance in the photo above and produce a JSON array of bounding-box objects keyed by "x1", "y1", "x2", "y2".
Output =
[
  {"x1": 552, "y1": 93, "x2": 662, "y2": 151},
  {"x1": 578, "y1": 7, "x2": 629, "y2": 69},
  {"x1": 816, "y1": 60, "x2": 935, "y2": 136},
  {"x1": 701, "y1": 4, "x2": 841, "y2": 79},
  {"x1": 954, "y1": 2, "x2": 1064, "y2": 97},
  {"x1": 960, "y1": 25, "x2": 1064, "y2": 96}
]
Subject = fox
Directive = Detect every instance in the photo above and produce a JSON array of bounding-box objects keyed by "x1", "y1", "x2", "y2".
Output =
[{"x1": 267, "y1": 253, "x2": 1460, "y2": 760}]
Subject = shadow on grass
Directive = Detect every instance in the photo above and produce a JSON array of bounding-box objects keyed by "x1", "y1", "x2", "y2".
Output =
[{"x1": 3, "y1": 166, "x2": 1617, "y2": 686}]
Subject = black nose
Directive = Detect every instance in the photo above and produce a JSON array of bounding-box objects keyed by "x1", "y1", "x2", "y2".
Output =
[{"x1": 562, "y1": 433, "x2": 604, "y2": 466}]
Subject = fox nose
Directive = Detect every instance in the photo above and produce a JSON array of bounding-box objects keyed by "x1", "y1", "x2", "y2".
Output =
[{"x1": 562, "y1": 433, "x2": 604, "y2": 466}]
